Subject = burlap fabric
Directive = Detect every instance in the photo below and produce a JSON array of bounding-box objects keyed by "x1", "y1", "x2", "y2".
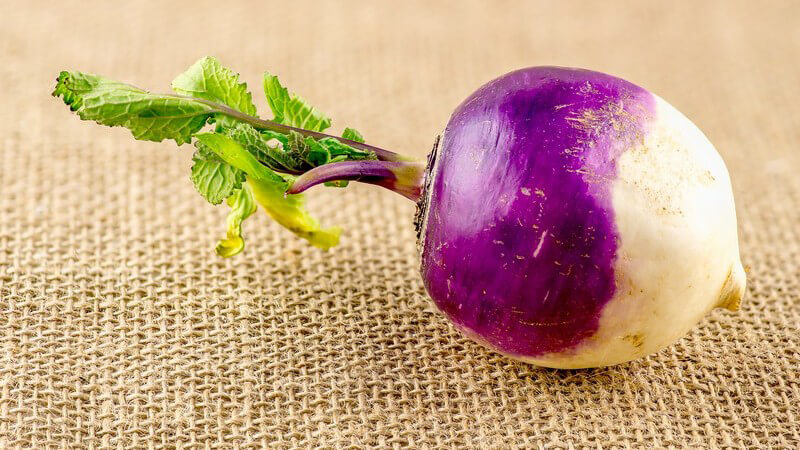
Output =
[{"x1": 1, "y1": 1, "x2": 798, "y2": 448}]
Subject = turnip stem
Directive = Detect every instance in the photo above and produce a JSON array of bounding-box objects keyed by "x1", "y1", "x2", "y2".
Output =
[
  {"x1": 288, "y1": 160, "x2": 426, "y2": 201},
  {"x1": 185, "y1": 96, "x2": 411, "y2": 162}
]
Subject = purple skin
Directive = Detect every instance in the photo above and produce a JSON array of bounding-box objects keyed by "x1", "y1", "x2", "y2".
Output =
[
  {"x1": 419, "y1": 67, "x2": 655, "y2": 358},
  {"x1": 287, "y1": 67, "x2": 655, "y2": 358}
]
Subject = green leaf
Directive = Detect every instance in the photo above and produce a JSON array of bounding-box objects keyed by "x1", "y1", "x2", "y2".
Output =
[
  {"x1": 285, "y1": 131, "x2": 311, "y2": 163},
  {"x1": 54, "y1": 63, "x2": 375, "y2": 254},
  {"x1": 53, "y1": 71, "x2": 214, "y2": 145},
  {"x1": 342, "y1": 127, "x2": 364, "y2": 143},
  {"x1": 263, "y1": 73, "x2": 332, "y2": 131},
  {"x1": 249, "y1": 130, "x2": 373, "y2": 172},
  {"x1": 249, "y1": 176, "x2": 340, "y2": 250},
  {"x1": 316, "y1": 137, "x2": 375, "y2": 161},
  {"x1": 196, "y1": 132, "x2": 338, "y2": 248},
  {"x1": 172, "y1": 56, "x2": 257, "y2": 116},
  {"x1": 304, "y1": 136, "x2": 331, "y2": 166},
  {"x1": 215, "y1": 184, "x2": 258, "y2": 258},
  {"x1": 260, "y1": 130, "x2": 289, "y2": 148},
  {"x1": 190, "y1": 146, "x2": 245, "y2": 205},
  {"x1": 194, "y1": 133, "x2": 283, "y2": 183},
  {"x1": 225, "y1": 123, "x2": 302, "y2": 172}
]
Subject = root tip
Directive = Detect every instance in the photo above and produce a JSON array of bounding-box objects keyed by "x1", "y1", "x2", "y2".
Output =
[{"x1": 716, "y1": 262, "x2": 746, "y2": 312}]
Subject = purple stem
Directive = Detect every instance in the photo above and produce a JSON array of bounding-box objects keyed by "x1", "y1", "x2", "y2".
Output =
[{"x1": 287, "y1": 160, "x2": 427, "y2": 201}]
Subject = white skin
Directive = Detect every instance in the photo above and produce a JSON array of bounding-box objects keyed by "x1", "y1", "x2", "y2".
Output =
[{"x1": 462, "y1": 95, "x2": 746, "y2": 369}]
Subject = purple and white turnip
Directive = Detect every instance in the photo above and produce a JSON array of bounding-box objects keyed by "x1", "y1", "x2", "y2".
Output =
[
  {"x1": 416, "y1": 67, "x2": 746, "y2": 368},
  {"x1": 55, "y1": 60, "x2": 746, "y2": 368}
]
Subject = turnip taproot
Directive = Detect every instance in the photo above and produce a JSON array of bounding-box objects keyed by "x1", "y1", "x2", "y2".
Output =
[
  {"x1": 54, "y1": 59, "x2": 745, "y2": 368},
  {"x1": 415, "y1": 67, "x2": 745, "y2": 368}
]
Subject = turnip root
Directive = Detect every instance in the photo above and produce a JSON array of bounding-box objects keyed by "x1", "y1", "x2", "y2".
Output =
[{"x1": 415, "y1": 67, "x2": 745, "y2": 368}]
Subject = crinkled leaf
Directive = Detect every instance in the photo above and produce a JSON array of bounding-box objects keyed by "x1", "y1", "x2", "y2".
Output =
[
  {"x1": 263, "y1": 72, "x2": 331, "y2": 131},
  {"x1": 52, "y1": 71, "x2": 214, "y2": 144},
  {"x1": 342, "y1": 127, "x2": 364, "y2": 143},
  {"x1": 225, "y1": 122, "x2": 302, "y2": 172},
  {"x1": 215, "y1": 184, "x2": 257, "y2": 257},
  {"x1": 304, "y1": 136, "x2": 331, "y2": 166},
  {"x1": 190, "y1": 144, "x2": 245, "y2": 205},
  {"x1": 193, "y1": 133, "x2": 283, "y2": 184},
  {"x1": 252, "y1": 129, "x2": 373, "y2": 171},
  {"x1": 285, "y1": 131, "x2": 310, "y2": 162},
  {"x1": 316, "y1": 137, "x2": 375, "y2": 161},
  {"x1": 260, "y1": 130, "x2": 289, "y2": 148},
  {"x1": 249, "y1": 176, "x2": 340, "y2": 250},
  {"x1": 172, "y1": 56, "x2": 257, "y2": 116}
]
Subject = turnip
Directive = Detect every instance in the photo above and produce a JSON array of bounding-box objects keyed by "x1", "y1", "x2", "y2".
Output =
[{"x1": 54, "y1": 58, "x2": 745, "y2": 368}]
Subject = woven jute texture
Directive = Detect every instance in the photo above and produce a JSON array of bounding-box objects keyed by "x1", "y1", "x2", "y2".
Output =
[{"x1": 1, "y1": 1, "x2": 798, "y2": 448}]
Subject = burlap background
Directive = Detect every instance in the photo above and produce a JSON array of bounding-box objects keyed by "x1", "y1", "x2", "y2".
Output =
[{"x1": 1, "y1": 1, "x2": 798, "y2": 448}]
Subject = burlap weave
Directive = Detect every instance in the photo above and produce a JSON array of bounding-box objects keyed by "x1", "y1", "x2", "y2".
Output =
[{"x1": 1, "y1": 1, "x2": 798, "y2": 448}]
